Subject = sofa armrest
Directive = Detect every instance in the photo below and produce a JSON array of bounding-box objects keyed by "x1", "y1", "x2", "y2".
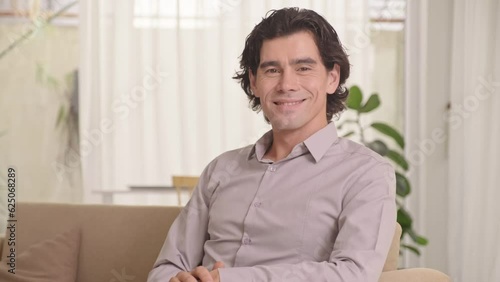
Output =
[{"x1": 380, "y1": 268, "x2": 451, "y2": 282}]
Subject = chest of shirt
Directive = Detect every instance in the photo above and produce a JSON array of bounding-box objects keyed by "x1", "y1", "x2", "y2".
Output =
[{"x1": 206, "y1": 156, "x2": 354, "y2": 264}]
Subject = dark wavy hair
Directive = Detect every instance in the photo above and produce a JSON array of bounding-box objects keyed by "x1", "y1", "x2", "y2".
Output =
[{"x1": 233, "y1": 7, "x2": 350, "y2": 121}]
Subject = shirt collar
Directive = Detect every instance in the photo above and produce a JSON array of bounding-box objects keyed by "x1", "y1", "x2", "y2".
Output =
[
  {"x1": 248, "y1": 122, "x2": 339, "y2": 163},
  {"x1": 303, "y1": 121, "x2": 339, "y2": 162},
  {"x1": 248, "y1": 129, "x2": 273, "y2": 161}
]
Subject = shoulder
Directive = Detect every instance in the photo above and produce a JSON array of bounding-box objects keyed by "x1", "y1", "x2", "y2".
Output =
[
  {"x1": 337, "y1": 137, "x2": 389, "y2": 165},
  {"x1": 334, "y1": 137, "x2": 393, "y2": 173},
  {"x1": 332, "y1": 137, "x2": 395, "y2": 187},
  {"x1": 339, "y1": 137, "x2": 396, "y2": 195},
  {"x1": 195, "y1": 144, "x2": 254, "y2": 204},
  {"x1": 206, "y1": 144, "x2": 254, "y2": 170},
  {"x1": 200, "y1": 144, "x2": 254, "y2": 185}
]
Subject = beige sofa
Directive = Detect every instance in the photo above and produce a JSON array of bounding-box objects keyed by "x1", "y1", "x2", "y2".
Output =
[{"x1": 0, "y1": 202, "x2": 450, "y2": 282}]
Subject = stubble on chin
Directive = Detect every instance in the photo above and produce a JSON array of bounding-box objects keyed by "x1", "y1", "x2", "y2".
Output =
[{"x1": 269, "y1": 116, "x2": 298, "y2": 131}]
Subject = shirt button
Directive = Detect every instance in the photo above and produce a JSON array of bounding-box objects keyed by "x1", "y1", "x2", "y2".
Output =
[
  {"x1": 243, "y1": 237, "x2": 252, "y2": 245},
  {"x1": 268, "y1": 165, "x2": 276, "y2": 172},
  {"x1": 253, "y1": 202, "x2": 261, "y2": 207}
]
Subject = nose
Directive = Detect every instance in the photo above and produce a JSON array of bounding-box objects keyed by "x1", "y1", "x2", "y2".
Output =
[{"x1": 277, "y1": 69, "x2": 299, "y2": 93}]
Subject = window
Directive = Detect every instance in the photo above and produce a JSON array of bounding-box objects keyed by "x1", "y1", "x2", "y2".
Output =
[
  {"x1": 133, "y1": 0, "x2": 230, "y2": 29},
  {"x1": 0, "y1": 0, "x2": 78, "y2": 26}
]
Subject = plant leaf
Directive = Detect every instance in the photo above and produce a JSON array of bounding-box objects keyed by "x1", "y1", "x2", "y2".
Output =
[
  {"x1": 407, "y1": 229, "x2": 429, "y2": 246},
  {"x1": 56, "y1": 106, "x2": 66, "y2": 128},
  {"x1": 367, "y1": 140, "x2": 388, "y2": 156},
  {"x1": 371, "y1": 122, "x2": 405, "y2": 149},
  {"x1": 342, "y1": 131, "x2": 355, "y2": 138},
  {"x1": 64, "y1": 71, "x2": 74, "y2": 89},
  {"x1": 47, "y1": 76, "x2": 59, "y2": 90},
  {"x1": 401, "y1": 244, "x2": 421, "y2": 256},
  {"x1": 346, "y1": 85, "x2": 363, "y2": 110},
  {"x1": 416, "y1": 235, "x2": 429, "y2": 246},
  {"x1": 386, "y1": 149, "x2": 409, "y2": 171},
  {"x1": 396, "y1": 172, "x2": 411, "y2": 197},
  {"x1": 397, "y1": 207, "x2": 412, "y2": 228},
  {"x1": 359, "y1": 93, "x2": 380, "y2": 113}
]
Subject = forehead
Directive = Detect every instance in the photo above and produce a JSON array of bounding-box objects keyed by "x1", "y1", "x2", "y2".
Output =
[{"x1": 259, "y1": 31, "x2": 321, "y2": 62}]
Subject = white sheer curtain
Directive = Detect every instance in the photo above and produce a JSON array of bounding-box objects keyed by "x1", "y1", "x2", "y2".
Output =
[
  {"x1": 79, "y1": 0, "x2": 371, "y2": 204},
  {"x1": 447, "y1": 0, "x2": 500, "y2": 281}
]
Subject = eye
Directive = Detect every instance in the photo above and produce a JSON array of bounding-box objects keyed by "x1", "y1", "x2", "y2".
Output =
[
  {"x1": 298, "y1": 66, "x2": 311, "y2": 72},
  {"x1": 265, "y1": 68, "x2": 279, "y2": 74}
]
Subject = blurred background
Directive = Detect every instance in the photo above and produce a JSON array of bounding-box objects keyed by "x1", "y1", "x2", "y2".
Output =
[{"x1": 0, "y1": 0, "x2": 498, "y2": 281}]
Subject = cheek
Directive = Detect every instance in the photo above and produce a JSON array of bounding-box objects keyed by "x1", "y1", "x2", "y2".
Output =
[
  {"x1": 299, "y1": 75, "x2": 325, "y2": 88},
  {"x1": 257, "y1": 80, "x2": 278, "y2": 99},
  {"x1": 301, "y1": 80, "x2": 325, "y2": 97}
]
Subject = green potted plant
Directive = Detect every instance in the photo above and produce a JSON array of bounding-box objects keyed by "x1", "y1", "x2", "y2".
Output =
[{"x1": 339, "y1": 85, "x2": 428, "y2": 255}]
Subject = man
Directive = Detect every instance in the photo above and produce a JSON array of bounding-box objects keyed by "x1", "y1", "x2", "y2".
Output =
[{"x1": 148, "y1": 7, "x2": 396, "y2": 282}]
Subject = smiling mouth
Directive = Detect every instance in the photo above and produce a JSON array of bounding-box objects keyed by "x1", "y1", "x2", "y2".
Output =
[{"x1": 273, "y1": 99, "x2": 306, "y2": 106}]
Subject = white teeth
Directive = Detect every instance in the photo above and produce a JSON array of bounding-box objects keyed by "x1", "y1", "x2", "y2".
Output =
[{"x1": 277, "y1": 101, "x2": 302, "y2": 106}]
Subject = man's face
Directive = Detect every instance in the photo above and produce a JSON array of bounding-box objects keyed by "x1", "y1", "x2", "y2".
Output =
[{"x1": 250, "y1": 31, "x2": 340, "y2": 133}]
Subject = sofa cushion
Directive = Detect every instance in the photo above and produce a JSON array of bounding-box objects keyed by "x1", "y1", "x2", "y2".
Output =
[
  {"x1": 379, "y1": 268, "x2": 452, "y2": 282},
  {"x1": 0, "y1": 228, "x2": 80, "y2": 282},
  {"x1": 3, "y1": 202, "x2": 182, "y2": 282}
]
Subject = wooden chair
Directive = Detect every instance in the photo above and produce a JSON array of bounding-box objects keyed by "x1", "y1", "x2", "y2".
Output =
[{"x1": 172, "y1": 176, "x2": 199, "y2": 206}]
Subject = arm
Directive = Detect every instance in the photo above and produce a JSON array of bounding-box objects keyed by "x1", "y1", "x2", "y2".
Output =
[
  {"x1": 218, "y1": 163, "x2": 397, "y2": 282},
  {"x1": 147, "y1": 165, "x2": 214, "y2": 282}
]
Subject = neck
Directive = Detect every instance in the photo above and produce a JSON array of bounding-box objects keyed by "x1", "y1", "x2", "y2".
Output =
[{"x1": 264, "y1": 122, "x2": 328, "y2": 162}]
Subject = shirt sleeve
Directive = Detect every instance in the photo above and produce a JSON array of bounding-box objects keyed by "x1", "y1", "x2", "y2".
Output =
[
  {"x1": 147, "y1": 164, "x2": 214, "y2": 282},
  {"x1": 218, "y1": 163, "x2": 397, "y2": 282}
]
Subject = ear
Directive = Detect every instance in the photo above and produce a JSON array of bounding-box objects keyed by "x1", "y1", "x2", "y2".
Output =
[
  {"x1": 326, "y1": 64, "x2": 340, "y2": 95},
  {"x1": 249, "y1": 71, "x2": 260, "y2": 97}
]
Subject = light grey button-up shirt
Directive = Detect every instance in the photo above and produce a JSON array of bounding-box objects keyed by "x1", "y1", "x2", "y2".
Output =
[{"x1": 148, "y1": 122, "x2": 396, "y2": 282}]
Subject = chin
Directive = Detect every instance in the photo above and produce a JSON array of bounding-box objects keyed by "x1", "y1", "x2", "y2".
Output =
[{"x1": 270, "y1": 119, "x2": 303, "y2": 131}]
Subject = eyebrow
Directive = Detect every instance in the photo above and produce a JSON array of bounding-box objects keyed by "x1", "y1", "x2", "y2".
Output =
[
  {"x1": 291, "y1": 57, "x2": 318, "y2": 65},
  {"x1": 259, "y1": 57, "x2": 318, "y2": 69}
]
